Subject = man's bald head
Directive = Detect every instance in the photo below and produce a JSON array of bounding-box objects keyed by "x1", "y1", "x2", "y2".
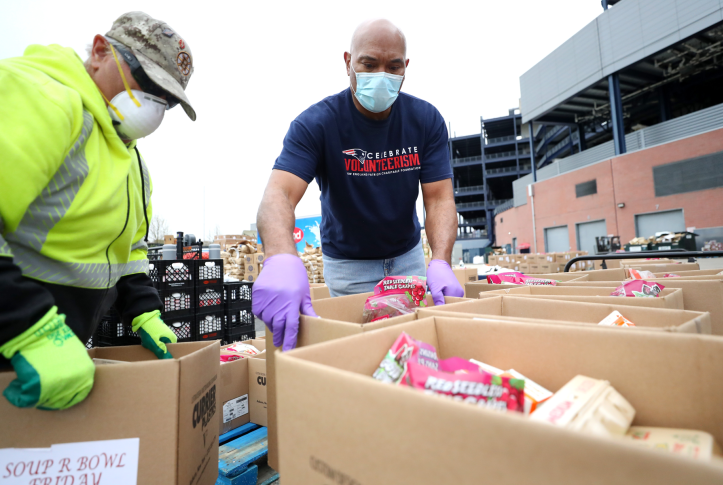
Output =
[{"x1": 350, "y1": 19, "x2": 406, "y2": 58}]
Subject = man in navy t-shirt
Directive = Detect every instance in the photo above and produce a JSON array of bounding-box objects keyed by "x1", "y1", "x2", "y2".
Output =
[{"x1": 252, "y1": 19, "x2": 464, "y2": 351}]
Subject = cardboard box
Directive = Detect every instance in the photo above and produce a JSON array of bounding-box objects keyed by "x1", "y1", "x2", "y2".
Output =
[
  {"x1": 276, "y1": 317, "x2": 723, "y2": 484},
  {"x1": 164, "y1": 234, "x2": 176, "y2": 244},
  {"x1": 218, "y1": 339, "x2": 266, "y2": 435},
  {"x1": 528, "y1": 264, "x2": 542, "y2": 274},
  {"x1": 477, "y1": 285, "x2": 684, "y2": 310},
  {"x1": 453, "y1": 268, "x2": 478, "y2": 287},
  {"x1": 464, "y1": 273, "x2": 589, "y2": 297},
  {"x1": 622, "y1": 263, "x2": 701, "y2": 273},
  {"x1": 519, "y1": 263, "x2": 530, "y2": 273},
  {"x1": 488, "y1": 255, "x2": 498, "y2": 265},
  {"x1": 253, "y1": 252, "x2": 265, "y2": 263},
  {"x1": 309, "y1": 283, "x2": 331, "y2": 300},
  {"x1": 418, "y1": 295, "x2": 709, "y2": 333},
  {"x1": 558, "y1": 279, "x2": 723, "y2": 336},
  {"x1": 0, "y1": 342, "x2": 220, "y2": 485},
  {"x1": 265, "y1": 292, "x2": 468, "y2": 471},
  {"x1": 654, "y1": 269, "x2": 723, "y2": 277},
  {"x1": 248, "y1": 353, "x2": 268, "y2": 426},
  {"x1": 545, "y1": 253, "x2": 557, "y2": 263},
  {"x1": 246, "y1": 263, "x2": 258, "y2": 275}
]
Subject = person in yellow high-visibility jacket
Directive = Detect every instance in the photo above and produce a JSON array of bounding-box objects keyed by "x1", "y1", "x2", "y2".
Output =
[{"x1": 0, "y1": 12, "x2": 197, "y2": 410}]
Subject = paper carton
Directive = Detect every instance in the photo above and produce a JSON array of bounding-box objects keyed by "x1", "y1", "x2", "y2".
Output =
[
  {"x1": 453, "y1": 268, "x2": 478, "y2": 287},
  {"x1": 218, "y1": 339, "x2": 267, "y2": 435},
  {"x1": 0, "y1": 342, "x2": 220, "y2": 485},
  {"x1": 249, "y1": 353, "x2": 268, "y2": 426},
  {"x1": 417, "y1": 296, "x2": 710, "y2": 334},
  {"x1": 488, "y1": 255, "x2": 498, "y2": 265},
  {"x1": 623, "y1": 263, "x2": 701, "y2": 273},
  {"x1": 265, "y1": 292, "x2": 466, "y2": 470},
  {"x1": 275, "y1": 317, "x2": 723, "y2": 484},
  {"x1": 477, "y1": 285, "x2": 685, "y2": 310}
]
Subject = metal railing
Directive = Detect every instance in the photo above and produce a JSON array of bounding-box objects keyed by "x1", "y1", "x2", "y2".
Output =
[
  {"x1": 563, "y1": 250, "x2": 723, "y2": 272},
  {"x1": 457, "y1": 198, "x2": 512, "y2": 209},
  {"x1": 457, "y1": 231, "x2": 488, "y2": 239},
  {"x1": 455, "y1": 184, "x2": 485, "y2": 194},
  {"x1": 486, "y1": 135, "x2": 516, "y2": 145},
  {"x1": 461, "y1": 217, "x2": 487, "y2": 225},
  {"x1": 451, "y1": 155, "x2": 483, "y2": 166},
  {"x1": 485, "y1": 149, "x2": 530, "y2": 160},
  {"x1": 486, "y1": 165, "x2": 531, "y2": 175},
  {"x1": 493, "y1": 199, "x2": 515, "y2": 215}
]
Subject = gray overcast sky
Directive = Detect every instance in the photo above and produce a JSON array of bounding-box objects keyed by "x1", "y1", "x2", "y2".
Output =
[{"x1": 1, "y1": 0, "x2": 602, "y2": 241}]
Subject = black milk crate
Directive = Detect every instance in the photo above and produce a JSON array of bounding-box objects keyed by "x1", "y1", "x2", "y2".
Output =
[
  {"x1": 196, "y1": 311, "x2": 224, "y2": 341},
  {"x1": 96, "y1": 309, "x2": 140, "y2": 347},
  {"x1": 196, "y1": 284, "x2": 224, "y2": 313},
  {"x1": 223, "y1": 325, "x2": 256, "y2": 345},
  {"x1": 223, "y1": 281, "x2": 253, "y2": 309},
  {"x1": 164, "y1": 314, "x2": 195, "y2": 343},
  {"x1": 195, "y1": 259, "x2": 224, "y2": 286},
  {"x1": 159, "y1": 287, "x2": 195, "y2": 318},
  {"x1": 225, "y1": 306, "x2": 255, "y2": 329},
  {"x1": 149, "y1": 260, "x2": 193, "y2": 290}
]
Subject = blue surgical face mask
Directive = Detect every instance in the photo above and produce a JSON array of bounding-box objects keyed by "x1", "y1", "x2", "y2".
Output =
[{"x1": 350, "y1": 63, "x2": 404, "y2": 113}]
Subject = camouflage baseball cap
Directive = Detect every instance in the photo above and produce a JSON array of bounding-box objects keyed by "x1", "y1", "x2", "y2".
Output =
[{"x1": 106, "y1": 11, "x2": 196, "y2": 121}]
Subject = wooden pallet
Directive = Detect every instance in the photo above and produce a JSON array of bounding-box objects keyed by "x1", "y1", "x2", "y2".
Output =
[{"x1": 217, "y1": 423, "x2": 279, "y2": 485}]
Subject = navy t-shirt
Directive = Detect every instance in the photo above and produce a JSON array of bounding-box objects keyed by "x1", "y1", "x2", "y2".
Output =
[{"x1": 273, "y1": 88, "x2": 452, "y2": 260}]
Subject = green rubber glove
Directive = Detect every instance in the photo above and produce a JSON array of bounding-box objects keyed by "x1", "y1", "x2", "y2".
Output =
[
  {"x1": 132, "y1": 310, "x2": 177, "y2": 360},
  {"x1": 0, "y1": 307, "x2": 95, "y2": 410}
]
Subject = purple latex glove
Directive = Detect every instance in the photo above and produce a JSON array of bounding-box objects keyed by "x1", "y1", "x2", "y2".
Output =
[
  {"x1": 427, "y1": 259, "x2": 465, "y2": 306},
  {"x1": 252, "y1": 254, "x2": 318, "y2": 351}
]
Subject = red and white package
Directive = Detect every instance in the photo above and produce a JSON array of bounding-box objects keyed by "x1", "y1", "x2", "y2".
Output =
[
  {"x1": 629, "y1": 269, "x2": 656, "y2": 280},
  {"x1": 439, "y1": 356, "x2": 483, "y2": 374},
  {"x1": 598, "y1": 310, "x2": 636, "y2": 327},
  {"x1": 363, "y1": 276, "x2": 428, "y2": 322},
  {"x1": 372, "y1": 332, "x2": 439, "y2": 385},
  {"x1": 405, "y1": 360, "x2": 525, "y2": 413},
  {"x1": 663, "y1": 273, "x2": 681, "y2": 278},
  {"x1": 487, "y1": 272, "x2": 557, "y2": 286},
  {"x1": 610, "y1": 280, "x2": 665, "y2": 298}
]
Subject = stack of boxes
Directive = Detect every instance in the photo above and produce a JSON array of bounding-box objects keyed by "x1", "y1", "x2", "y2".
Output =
[
  {"x1": 221, "y1": 244, "x2": 264, "y2": 282},
  {"x1": 148, "y1": 258, "x2": 225, "y2": 342},
  {"x1": 300, "y1": 244, "x2": 324, "y2": 284},
  {"x1": 240, "y1": 252, "x2": 264, "y2": 283},
  {"x1": 486, "y1": 251, "x2": 592, "y2": 274}
]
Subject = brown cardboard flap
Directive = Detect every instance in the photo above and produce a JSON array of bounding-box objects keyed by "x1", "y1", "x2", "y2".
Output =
[
  {"x1": 623, "y1": 263, "x2": 701, "y2": 272},
  {"x1": 219, "y1": 357, "x2": 250, "y2": 435},
  {"x1": 653, "y1": 269, "x2": 723, "y2": 277},
  {"x1": 276, "y1": 317, "x2": 723, "y2": 484},
  {"x1": 249, "y1": 358, "x2": 268, "y2": 426},
  {"x1": 417, "y1": 296, "x2": 710, "y2": 334}
]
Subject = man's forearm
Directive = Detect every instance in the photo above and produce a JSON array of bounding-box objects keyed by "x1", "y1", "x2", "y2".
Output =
[
  {"x1": 257, "y1": 185, "x2": 298, "y2": 258},
  {"x1": 425, "y1": 197, "x2": 458, "y2": 264}
]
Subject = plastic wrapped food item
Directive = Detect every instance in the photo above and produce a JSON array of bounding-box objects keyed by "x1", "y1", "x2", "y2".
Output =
[
  {"x1": 439, "y1": 356, "x2": 483, "y2": 374},
  {"x1": 624, "y1": 427, "x2": 723, "y2": 461},
  {"x1": 220, "y1": 354, "x2": 243, "y2": 363},
  {"x1": 225, "y1": 343, "x2": 262, "y2": 356},
  {"x1": 530, "y1": 375, "x2": 635, "y2": 437},
  {"x1": 629, "y1": 269, "x2": 656, "y2": 280},
  {"x1": 373, "y1": 332, "x2": 438, "y2": 384},
  {"x1": 363, "y1": 276, "x2": 428, "y2": 322},
  {"x1": 610, "y1": 280, "x2": 665, "y2": 298},
  {"x1": 487, "y1": 272, "x2": 557, "y2": 286},
  {"x1": 405, "y1": 360, "x2": 525, "y2": 413},
  {"x1": 598, "y1": 310, "x2": 636, "y2": 327},
  {"x1": 468, "y1": 360, "x2": 552, "y2": 414}
]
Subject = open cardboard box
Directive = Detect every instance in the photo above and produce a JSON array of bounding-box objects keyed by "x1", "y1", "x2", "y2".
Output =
[
  {"x1": 653, "y1": 269, "x2": 723, "y2": 278},
  {"x1": 0, "y1": 341, "x2": 220, "y2": 485},
  {"x1": 218, "y1": 338, "x2": 267, "y2": 434},
  {"x1": 464, "y1": 273, "x2": 589, "y2": 297},
  {"x1": 453, "y1": 267, "x2": 479, "y2": 287},
  {"x1": 478, "y1": 285, "x2": 684, "y2": 310},
  {"x1": 275, "y1": 317, "x2": 723, "y2": 484},
  {"x1": 557, "y1": 279, "x2": 723, "y2": 336},
  {"x1": 309, "y1": 283, "x2": 331, "y2": 300},
  {"x1": 417, "y1": 296, "x2": 710, "y2": 334},
  {"x1": 623, "y1": 262, "x2": 701, "y2": 273},
  {"x1": 265, "y1": 291, "x2": 468, "y2": 470}
]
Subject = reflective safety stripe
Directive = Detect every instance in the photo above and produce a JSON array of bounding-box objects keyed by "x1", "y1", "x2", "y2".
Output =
[
  {"x1": 6, "y1": 111, "x2": 94, "y2": 252},
  {"x1": 130, "y1": 239, "x2": 148, "y2": 252},
  {"x1": 10, "y1": 242, "x2": 148, "y2": 289}
]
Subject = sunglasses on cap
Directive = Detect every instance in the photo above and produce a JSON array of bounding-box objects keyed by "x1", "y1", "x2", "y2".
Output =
[{"x1": 107, "y1": 39, "x2": 180, "y2": 110}]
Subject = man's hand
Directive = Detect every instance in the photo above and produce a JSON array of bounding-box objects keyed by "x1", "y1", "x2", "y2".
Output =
[
  {"x1": 0, "y1": 307, "x2": 95, "y2": 410},
  {"x1": 427, "y1": 259, "x2": 464, "y2": 306},
  {"x1": 132, "y1": 310, "x2": 177, "y2": 359},
  {"x1": 252, "y1": 254, "x2": 318, "y2": 351}
]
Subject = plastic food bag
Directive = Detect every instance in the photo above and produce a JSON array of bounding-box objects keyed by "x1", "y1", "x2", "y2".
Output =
[
  {"x1": 663, "y1": 273, "x2": 681, "y2": 278},
  {"x1": 487, "y1": 272, "x2": 557, "y2": 286},
  {"x1": 405, "y1": 360, "x2": 525, "y2": 413},
  {"x1": 629, "y1": 269, "x2": 656, "y2": 280},
  {"x1": 610, "y1": 280, "x2": 665, "y2": 298},
  {"x1": 598, "y1": 310, "x2": 635, "y2": 327},
  {"x1": 362, "y1": 276, "x2": 427, "y2": 322},
  {"x1": 372, "y1": 332, "x2": 439, "y2": 384}
]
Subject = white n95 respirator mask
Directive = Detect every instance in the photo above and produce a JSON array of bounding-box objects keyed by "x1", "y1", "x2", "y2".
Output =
[{"x1": 106, "y1": 89, "x2": 167, "y2": 140}]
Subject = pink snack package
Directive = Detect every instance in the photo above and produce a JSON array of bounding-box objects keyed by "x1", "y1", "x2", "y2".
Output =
[
  {"x1": 405, "y1": 360, "x2": 525, "y2": 413},
  {"x1": 629, "y1": 269, "x2": 656, "y2": 280},
  {"x1": 372, "y1": 332, "x2": 439, "y2": 384},
  {"x1": 611, "y1": 280, "x2": 665, "y2": 298},
  {"x1": 487, "y1": 272, "x2": 557, "y2": 286},
  {"x1": 663, "y1": 273, "x2": 681, "y2": 278},
  {"x1": 439, "y1": 356, "x2": 484, "y2": 374},
  {"x1": 220, "y1": 354, "x2": 243, "y2": 363},
  {"x1": 363, "y1": 276, "x2": 428, "y2": 322}
]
